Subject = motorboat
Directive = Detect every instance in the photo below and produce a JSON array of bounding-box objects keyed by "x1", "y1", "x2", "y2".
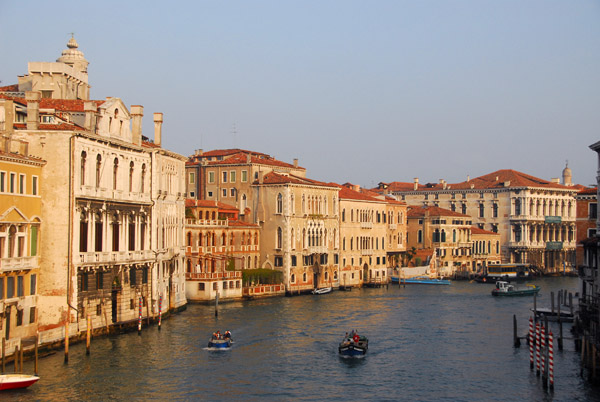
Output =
[
  {"x1": 208, "y1": 331, "x2": 232, "y2": 349},
  {"x1": 0, "y1": 374, "x2": 40, "y2": 391},
  {"x1": 491, "y1": 281, "x2": 540, "y2": 296},
  {"x1": 339, "y1": 332, "x2": 368, "y2": 357},
  {"x1": 312, "y1": 287, "x2": 332, "y2": 295}
]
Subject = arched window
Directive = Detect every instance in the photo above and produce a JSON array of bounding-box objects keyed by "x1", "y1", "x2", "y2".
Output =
[
  {"x1": 452, "y1": 229, "x2": 456, "y2": 243},
  {"x1": 112, "y1": 158, "x2": 119, "y2": 190},
  {"x1": 417, "y1": 230, "x2": 423, "y2": 243},
  {"x1": 461, "y1": 204, "x2": 467, "y2": 214},
  {"x1": 302, "y1": 229, "x2": 306, "y2": 249},
  {"x1": 515, "y1": 199, "x2": 521, "y2": 215},
  {"x1": 141, "y1": 164, "x2": 146, "y2": 193},
  {"x1": 342, "y1": 209, "x2": 346, "y2": 222},
  {"x1": 81, "y1": 151, "x2": 87, "y2": 186},
  {"x1": 187, "y1": 232, "x2": 192, "y2": 246},
  {"x1": 96, "y1": 154, "x2": 102, "y2": 187},
  {"x1": 277, "y1": 193, "x2": 283, "y2": 214},
  {"x1": 241, "y1": 194, "x2": 247, "y2": 211},
  {"x1": 112, "y1": 213, "x2": 120, "y2": 252},
  {"x1": 276, "y1": 227, "x2": 282, "y2": 249},
  {"x1": 8, "y1": 225, "x2": 16, "y2": 258},
  {"x1": 129, "y1": 161, "x2": 134, "y2": 192}
]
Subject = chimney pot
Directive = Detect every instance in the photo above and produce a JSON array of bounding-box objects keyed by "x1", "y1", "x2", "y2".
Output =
[
  {"x1": 153, "y1": 112, "x2": 163, "y2": 147},
  {"x1": 25, "y1": 91, "x2": 40, "y2": 130},
  {"x1": 130, "y1": 105, "x2": 144, "y2": 146},
  {"x1": 293, "y1": 158, "x2": 298, "y2": 168}
]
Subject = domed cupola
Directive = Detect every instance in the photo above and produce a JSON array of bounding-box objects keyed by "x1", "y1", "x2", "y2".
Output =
[{"x1": 57, "y1": 35, "x2": 89, "y2": 74}]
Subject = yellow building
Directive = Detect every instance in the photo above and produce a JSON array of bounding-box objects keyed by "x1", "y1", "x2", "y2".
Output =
[
  {"x1": 0, "y1": 137, "x2": 45, "y2": 353},
  {"x1": 470, "y1": 227, "x2": 502, "y2": 273}
]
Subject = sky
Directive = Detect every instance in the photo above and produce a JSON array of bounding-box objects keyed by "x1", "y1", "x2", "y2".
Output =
[{"x1": 1, "y1": 1, "x2": 599, "y2": 188}]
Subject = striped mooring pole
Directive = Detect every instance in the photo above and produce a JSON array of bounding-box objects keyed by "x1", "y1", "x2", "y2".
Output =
[
  {"x1": 541, "y1": 324, "x2": 547, "y2": 388},
  {"x1": 138, "y1": 297, "x2": 142, "y2": 335},
  {"x1": 535, "y1": 322, "x2": 541, "y2": 376},
  {"x1": 158, "y1": 295, "x2": 162, "y2": 330},
  {"x1": 528, "y1": 317, "x2": 534, "y2": 370},
  {"x1": 549, "y1": 331, "x2": 555, "y2": 389}
]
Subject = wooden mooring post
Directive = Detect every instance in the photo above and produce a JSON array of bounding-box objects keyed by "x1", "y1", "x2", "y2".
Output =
[
  {"x1": 1, "y1": 337, "x2": 5, "y2": 374},
  {"x1": 533, "y1": 292, "x2": 538, "y2": 325},
  {"x1": 557, "y1": 292, "x2": 563, "y2": 350},
  {"x1": 34, "y1": 333, "x2": 39, "y2": 375},
  {"x1": 14, "y1": 343, "x2": 18, "y2": 373},
  {"x1": 86, "y1": 314, "x2": 92, "y2": 355},
  {"x1": 513, "y1": 314, "x2": 520, "y2": 348},
  {"x1": 215, "y1": 292, "x2": 219, "y2": 317},
  {"x1": 64, "y1": 321, "x2": 69, "y2": 364}
]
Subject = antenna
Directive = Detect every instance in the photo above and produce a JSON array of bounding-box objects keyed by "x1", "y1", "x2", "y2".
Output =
[{"x1": 231, "y1": 123, "x2": 237, "y2": 148}]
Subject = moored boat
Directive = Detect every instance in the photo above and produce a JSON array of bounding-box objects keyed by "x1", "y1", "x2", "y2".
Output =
[
  {"x1": 532, "y1": 307, "x2": 574, "y2": 322},
  {"x1": 491, "y1": 281, "x2": 540, "y2": 296},
  {"x1": 474, "y1": 263, "x2": 533, "y2": 283},
  {"x1": 339, "y1": 331, "x2": 368, "y2": 357},
  {"x1": 312, "y1": 287, "x2": 332, "y2": 295},
  {"x1": 208, "y1": 330, "x2": 232, "y2": 349},
  {"x1": 0, "y1": 374, "x2": 40, "y2": 391}
]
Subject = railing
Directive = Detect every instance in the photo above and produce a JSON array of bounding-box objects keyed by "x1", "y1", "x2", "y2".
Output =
[
  {"x1": 360, "y1": 222, "x2": 373, "y2": 229},
  {"x1": 306, "y1": 246, "x2": 328, "y2": 255},
  {"x1": 186, "y1": 271, "x2": 241, "y2": 280},
  {"x1": 77, "y1": 250, "x2": 154, "y2": 264},
  {"x1": 0, "y1": 256, "x2": 39, "y2": 272},
  {"x1": 185, "y1": 218, "x2": 229, "y2": 227},
  {"x1": 388, "y1": 224, "x2": 397, "y2": 230},
  {"x1": 361, "y1": 249, "x2": 374, "y2": 256},
  {"x1": 242, "y1": 284, "x2": 285, "y2": 296}
]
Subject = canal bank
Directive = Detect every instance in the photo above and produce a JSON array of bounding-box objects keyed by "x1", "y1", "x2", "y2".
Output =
[{"x1": 3, "y1": 277, "x2": 599, "y2": 401}]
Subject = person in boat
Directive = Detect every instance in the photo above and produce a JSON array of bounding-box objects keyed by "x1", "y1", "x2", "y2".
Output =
[{"x1": 224, "y1": 330, "x2": 231, "y2": 339}]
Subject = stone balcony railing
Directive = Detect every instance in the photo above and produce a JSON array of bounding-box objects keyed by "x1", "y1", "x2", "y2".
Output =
[
  {"x1": 509, "y1": 214, "x2": 576, "y2": 223},
  {"x1": 0, "y1": 256, "x2": 39, "y2": 272},
  {"x1": 361, "y1": 249, "x2": 374, "y2": 256},
  {"x1": 185, "y1": 218, "x2": 229, "y2": 227},
  {"x1": 507, "y1": 240, "x2": 576, "y2": 249},
  {"x1": 361, "y1": 222, "x2": 373, "y2": 229},
  {"x1": 76, "y1": 250, "x2": 155, "y2": 265},
  {"x1": 305, "y1": 246, "x2": 328, "y2": 255},
  {"x1": 186, "y1": 271, "x2": 242, "y2": 280},
  {"x1": 388, "y1": 223, "x2": 397, "y2": 230}
]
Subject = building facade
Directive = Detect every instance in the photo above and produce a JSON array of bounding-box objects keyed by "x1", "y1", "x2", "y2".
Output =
[
  {"x1": 576, "y1": 187, "x2": 597, "y2": 268},
  {"x1": 378, "y1": 169, "x2": 577, "y2": 272}
]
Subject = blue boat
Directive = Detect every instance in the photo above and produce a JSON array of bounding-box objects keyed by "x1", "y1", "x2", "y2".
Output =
[
  {"x1": 339, "y1": 331, "x2": 368, "y2": 357},
  {"x1": 208, "y1": 331, "x2": 232, "y2": 349},
  {"x1": 392, "y1": 275, "x2": 450, "y2": 285}
]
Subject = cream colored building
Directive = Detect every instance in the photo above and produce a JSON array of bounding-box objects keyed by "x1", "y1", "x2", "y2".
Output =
[
  {"x1": 338, "y1": 184, "x2": 406, "y2": 287},
  {"x1": 406, "y1": 206, "x2": 473, "y2": 276},
  {"x1": 470, "y1": 227, "x2": 502, "y2": 273},
  {"x1": 378, "y1": 169, "x2": 577, "y2": 272},
  {"x1": 256, "y1": 171, "x2": 340, "y2": 293},
  {"x1": 0, "y1": 38, "x2": 186, "y2": 346}
]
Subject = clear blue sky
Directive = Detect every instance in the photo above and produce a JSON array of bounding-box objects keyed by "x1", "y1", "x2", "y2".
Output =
[{"x1": 2, "y1": 1, "x2": 599, "y2": 187}]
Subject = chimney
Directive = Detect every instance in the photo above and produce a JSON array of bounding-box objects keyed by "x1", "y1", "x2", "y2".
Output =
[
  {"x1": 1, "y1": 136, "x2": 9, "y2": 152},
  {"x1": 19, "y1": 140, "x2": 28, "y2": 156},
  {"x1": 195, "y1": 149, "x2": 203, "y2": 156},
  {"x1": 2, "y1": 100, "x2": 14, "y2": 135},
  {"x1": 153, "y1": 112, "x2": 163, "y2": 147},
  {"x1": 467, "y1": 175, "x2": 470, "y2": 182},
  {"x1": 25, "y1": 91, "x2": 40, "y2": 130},
  {"x1": 551, "y1": 178, "x2": 560, "y2": 184},
  {"x1": 293, "y1": 158, "x2": 298, "y2": 168},
  {"x1": 130, "y1": 105, "x2": 144, "y2": 146},
  {"x1": 246, "y1": 153, "x2": 251, "y2": 163},
  {"x1": 353, "y1": 184, "x2": 360, "y2": 192},
  {"x1": 84, "y1": 101, "x2": 97, "y2": 132},
  {"x1": 413, "y1": 177, "x2": 419, "y2": 191}
]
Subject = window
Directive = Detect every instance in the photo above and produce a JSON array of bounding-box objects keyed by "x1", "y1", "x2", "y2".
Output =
[
  {"x1": 81, "y1": 151, "x2": 87, "y2": 186},
  {"x1": 141, "y1": 164, "x2": 146, "y2": 193},
  {"x1": 208, "y1": 191, "x2": 213, "y2": 198},
  {"x1": 588, "y1": 228, "x2": 597, "y2": 238},
  {"x1": 461, "y1": 204, "x2": 467, "y2": 214},
  {"x1": 17, "y1": 174, "x2": 24, "y2": 194},
  {"x1": 32, "y1": 176, "x2": 38, "y2": 195},
  {"x1": 10, "y1": 173, "x2": 15, "y2": 193},
  {"x1": 129, "y1": 162, "x2": 134, "y2": 192},
  {"x1": 17, "y1": 275, "x2": 24, "y2": 297},
  {"x1": 95, "y1": 213, "x2": 103, "y2": 251},
  {"x1": 277, "y1": 193, "x2": 283, "y2": 214},
  {"x1": 222, "y1": 171, "x2": 228, "y2": 183},
  {"x1": 241, "y1": 170, "x2": 248, "y2": 182},
  {"x1": 113, "y1": 158, "x2": 119, "y2": 190},
  {"x1": 291, "y1": 255, "x2": 297, "y2": 266},
  {"x1": 96, "y1": 154, "x2": 102, "y2": 187},
  {"x1": 31, "y1": 226, "x2": 38, "y2": 256},
  {"x1": 0, "y1": 171, "x2": 5, "y2": 192},
  {"x1": 16, "y1": 309, "x2": 23, "y2": 326},
  {"x1": 198, "y1": 283, "x2": 205, "y2": 291},
  {"x1": 0, "y1": 277, "x2": 3, "y2": 299},
  {"x1": 274, "y1": 256, "x2": 283, "y2": 267},
  {"x1": 222, "y1": 189, "x2": 227, "y2": 197},
  {"x1": 493, "y1": 203, "x2": 498, "y2": 218},
  {"x1": 479, "y1": 203, "x2": 484, "y2": 218},
  {"x1": 590, "y1": 203, "x2": 597, "y2": 219},
  {"x1": 112, "y1": 214, "x2": 120, "y2": 252},
  {"x1": 208, "y1": 171, "x2": 215, "y2": 184},
  {"x1": 30, "y1": 306, "x2": 36, "y2": 324},
  {"x1": 130, "y1": 268, "x2": 136, "y2": 286},
  {"x1": 81, "y1": 272, "x2": 88, "y2": 292},
  {"x1": 418, "y1": 230, "x2": 423, "y2": 243},
  {"x1": 277, "y1": 227, "x2": 282, "y2": 249},
  {"x1": 230, "y1": 171, "x2": 236, "y2": 183},
  {"x1": 230, "y1": 188, "x2": 235, "y2": 197},
  {"x1": 189, "y1": 172, "x2": 195, "y2": 184},
  {"x1": 96, "y1": 272, "x2": 103, "y2": 290},
  {"x1": 30, "y1": 274, "x2": 36, "y2": 295}
]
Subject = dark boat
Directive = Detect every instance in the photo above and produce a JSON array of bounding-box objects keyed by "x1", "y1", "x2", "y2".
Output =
[
  {"x1": 339, "y1": 332, "x2": 368, "y2": 357},
  {"x1": 208, "y1": 331, "x2": 232, "y2": 349}
]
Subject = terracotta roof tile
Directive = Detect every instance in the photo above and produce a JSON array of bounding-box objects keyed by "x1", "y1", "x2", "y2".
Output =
[
  {"x1": 470, "y1": 227, "x2": 500, "y2": 236},
  {"x1": 257, "y1": 171, "x2": 335, "y2": 188},
  {"x1": 0, "y1": 84, "x2": 19, "y2": 92}
]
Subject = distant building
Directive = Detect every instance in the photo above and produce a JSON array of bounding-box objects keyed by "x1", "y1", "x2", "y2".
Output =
[
  {"x1": 470, "y1": 226, "x2": 502, "y2": 271},
  {"x1": 406, "y1": 205, "x2": 473, "y2": 277},
  {"x1": 377, "y1": 169, "x2": 577, "y2": 272},
  {"x1": 184, "y1": 199, "x2": 259, "y2": 302}
]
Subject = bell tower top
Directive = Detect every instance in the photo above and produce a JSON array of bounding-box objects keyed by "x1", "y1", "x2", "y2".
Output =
[{"x1": 57, "y1": 34, "x2": 89, "y2": 74}]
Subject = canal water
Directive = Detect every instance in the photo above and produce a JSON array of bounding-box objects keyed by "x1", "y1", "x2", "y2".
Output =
[{"x1": 4, "y1": 277, "x2": 600, "y2": 401}]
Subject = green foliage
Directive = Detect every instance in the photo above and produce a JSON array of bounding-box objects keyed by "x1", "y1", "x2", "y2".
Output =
[
  {"x1": 242, "y1": 269, "x2": 283, "y2": 286},
  {"x1": 185, "y1": 208, "x2": 195, "y2": 219},
  {"x1": 415, "y1": 257, "x2": 422, "y2": 266},
  {"x1": 226, "y1": 258, "x2": 236, "y2": 271}
]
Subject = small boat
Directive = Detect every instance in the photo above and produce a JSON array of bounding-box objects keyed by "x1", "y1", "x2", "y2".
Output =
[
  {"x1": 491, "y1": 281, "x2": 540, "y2": 296},
  {"x1": 207, "y1": 330, "x2": 232, "y2": 349},
  {"x1": 339, "y1": 332, "x2": 368, "y2": 357},
  {"x1": 392, "y1": 275, "x2": 450, "y2": 285},
  {"x1": 0, "y1": 374, "x2": 40, "y2": 391},
  {"x1": 312, "y1": 287, "x2": 332, "y2": 295}
]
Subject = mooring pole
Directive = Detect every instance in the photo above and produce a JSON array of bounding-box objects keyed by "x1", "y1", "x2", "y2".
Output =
[
  {"x1": 14, "y1": 343, "x2": 18, "y2": 373},
  {"x1": 513, "y1": 314, "x2": 520, "y2": 348},
  {"x1": 138, "y1": 297, "x2": 142, "y2": 335},
  {"x1": 549, "y1": 331, "x2": 554, "y2": 390},
  {"x1": 529, "y1": 317, "x2": 534, "y2": 370},
  {"x1": 34, "y1": 332, "x2": 39, "y2": 375},
  {"x1": 551, "y1": 291, "x2": 555, "y2": 317},
  {"x1": 533, "y1": 292, "x2": 538, "y2": 325},
  {"x1": 558, "y1": 296, "x2": 563, "y2": 351},
  {"x1": 64, "y1": 320, "x2": 69, "y2": 364},
  {"x1": 215, "y1": 292, "x2": 219, "y2": 317},
  {"x1": 86, "y1": 314, "x2": 91, "y2": 355},
  {"x1": 1, "y1": 337, "x2": 5, "y2": 373},
  {"x1": 158, "y1": 294, "x2": 162, "y2": 331}
]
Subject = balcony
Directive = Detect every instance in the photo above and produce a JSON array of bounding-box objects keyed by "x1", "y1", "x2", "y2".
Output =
[
  {"x1": 361, "y1": 222, "x2": 373, "y2": 229},
  {"x1": 0, "y1": 256, "x2": 39, "y2": 272},
  {"x1": 305, "y1": 246, "x2": 328, "y2": 255},
  {"x1": 76, "y1": 250, "x2": 154, "y2": 265},
  {"x1": 186, "y1": 271, "x2": 242, "y2": 280},
  {"x1": 361, "y1": 249, "x2": 374, "y2": 256},
  {"x1": 388, "y1": 224, "x2": 397, "y2": 230},
  {"x1": 185, "y1": 218, "x2": 229, "y2": 227}
]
